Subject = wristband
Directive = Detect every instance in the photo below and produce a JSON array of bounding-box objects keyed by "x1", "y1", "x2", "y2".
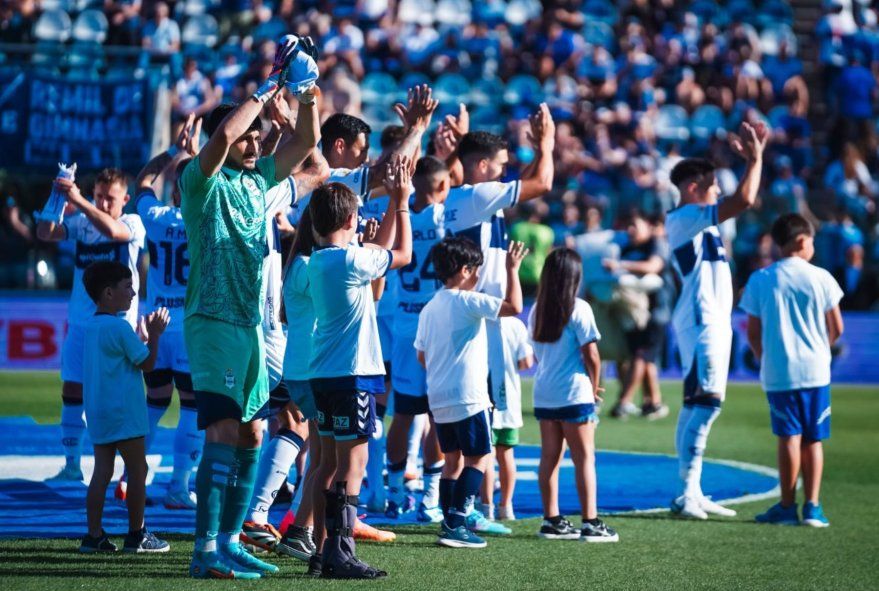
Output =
[
  {"x1": 166, "y1": 145, "x2": 179, "y2": 158},
  {"x1": 396, "y1": 209, "x2": 410, "y2": 214}
]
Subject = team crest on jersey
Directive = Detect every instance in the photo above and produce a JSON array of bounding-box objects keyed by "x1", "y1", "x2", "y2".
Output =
[{"x1": 224, "y1": 369, "x2": 235, "y2": 390}]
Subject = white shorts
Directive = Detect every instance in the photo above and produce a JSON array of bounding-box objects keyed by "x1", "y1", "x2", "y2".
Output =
[
  {"x1": 676, "y1": 324, "x2": 732, "y2": 405},
  {"x1": 391, "y1": 332, "x2": 427, "y2": 397},
  {"x1": 61, "y1": 323, "x2": 87, "y2": 383},
  {"x1": 154, "y1": 330, "x2": 190, "y2": 373},
  {"x1": 378, "y1": 313, "x2": 393, "y2": 364},
  {"x1": 485, "y1": 318, "x2": 507, "y2": 411},
  {"x1": 264, "y1": 328, "x2": 287, "y2": 392}
]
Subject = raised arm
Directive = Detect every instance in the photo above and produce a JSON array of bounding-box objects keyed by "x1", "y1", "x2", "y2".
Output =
[
  {"x1": 53, "y1": 179, "x2": 132, "y2": 241},
  {"x1": 382, "y1": 156, "x2": 413, "y2": 269},
  {"x1": 518, "y1": 103, "x2": 556, "y2": 202},
  {"x1": 499, "y1": 241, "x2": 528, "y2": 316},
  {"x1": 718, "y1": 121, "x2": 769, "y2": 223},
  {"x1": 746, "y1": 314, "x2": 763, "y2": 359},
  {"x1": 292, "y1": 148, "x2": 330, "y2": 199},
  {"x1": 136, "y1": 114, "x2": 201, "y2": 191},
  {"x1": 826, "y1": 305, "x2": 844, "y2": 346}
]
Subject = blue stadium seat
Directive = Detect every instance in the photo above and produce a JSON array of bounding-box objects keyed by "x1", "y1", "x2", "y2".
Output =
[
  {"x1": 505, "y1": 0, "x2": 541, "y2": 26},
  {"x1": 503, "y1": 74, "x2": 544, "y2": 106},
  {"x1": 470, "y1": 76, "x2": 504, "y2": 107},
  {"x1": 436, "y1": 0, "x2": 472, "y2": 27},
  {"x1": 72, "y1": 9, "x2": 108, "y2": 44},
  {"x1": 361, "y1": 72, "x2": 398, "y2": 106},
  {"x1": 434, "y1": 73, "x2": 470, "y2": 105},
  {"x1": 727, "y1": 0, "x2": 755, "y2": 23},
  {"x1": 654, "y1": 105, "x2": 690, "y2": 142},
  {"x1": 399, "y1": 72, "x2": 431, "y2": 92},
  {"x1": 583, "y1": 0, "x2": 619, "y2": 26},
  {"x1": 33, "y1": 9, "x2": 72, "y2": 43},
  {"x1": 182, "y1": 15, "x2": 219, "y2": 49},
  {"x1": 38, "y1": 0, "x2": 75, "y2": 12},
  {"x1": 66, "y1": 41, "x2": 106, "y2": 76},
  {"x1": 760, "y1": 24, "x2": 797, "y2": 56},
  {"x1": 756, "y1": 0, "x2": 793, "y2": 28},
  {"x1": 690, "y1": 105, "x2": 725, "y2": 141}
]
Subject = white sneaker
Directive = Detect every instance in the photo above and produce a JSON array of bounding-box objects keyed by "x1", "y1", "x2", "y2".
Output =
[
  {"x1": 699, "y1": 496, "x2": 737, "y2": 517},
  {"x1": 497, "y1": 505, "x2": 516, "y2": 521},
  {"x1": 47, "y1": 465, "x2": 84, "y2": 482},
  {"x1": 671, "y1": 495, "x2": 708, "y2": 520},
  {"x1": 164, "y1": 488, "x2": 197, "y2": 510}
]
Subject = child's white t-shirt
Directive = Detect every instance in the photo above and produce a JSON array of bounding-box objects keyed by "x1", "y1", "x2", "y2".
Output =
[
  {"x1": 282, "y1": 255, "x2": 314, "y2": 382},
  {"x1": 493, "y1": 316, "x2": 533, "y2": 429},
  {"x1": 529, "y1": 298, "x2": 602, "y2": 408},
  {"x1": 739, "y1": 256, "x2": 844, "y2": 392},
  {"x1": 415, "y1": 288, "x2": 502, "y2": 423},
  {"x1": 83, "y1": 314, "x2": 150, "y2": 445}
]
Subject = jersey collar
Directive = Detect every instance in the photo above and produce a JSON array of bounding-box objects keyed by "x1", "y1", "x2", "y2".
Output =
[{"x1": 221, "y1": 165, "x2": 243, "y2": 180}]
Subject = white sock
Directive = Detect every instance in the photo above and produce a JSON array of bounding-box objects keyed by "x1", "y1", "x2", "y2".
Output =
[
  {"x1": 422, "y1": 461, "x2": 444, "y2": 507},
  {"x1": 171, "y1": 406, "x2": 202, "y2": 492},
  {"x1": 674, "y1": 405, "x2": 694, "y2": 462},
  {"x1": 679, "y1": 405, "x2": 721, "y2": 498},
  {"x1": 195, "y1": 537, "x2": 217, "y2": 553},
  {"x1": 406, "y1": 414, "x2": 427, "y2": 474},
  {"x1": 144, "y1": 402, "x2": 168, "y2": 453},
  {"x1": 366, "y1": 431, "x2": 386, "y2": 501},
  {"x1": 60, "y1": 403, "x2": 85, "y2": 469},
  {"x1": 247, "y1": 429, "x2": 303, "y2": 524}
]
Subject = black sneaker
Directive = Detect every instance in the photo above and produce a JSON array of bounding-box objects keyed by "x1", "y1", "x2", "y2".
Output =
[
  {"x1": 641, "y1": 403, "x2": 670, "y2": 421},
  {"x1": 537, "y1": 517, "x2": 580, "y2": 540},
  {"x1": 580, "y1": 519, "x2": 619, "y2": 543},
  {"x1": 123, "y1": 528, "x2": 170, "y2": 553},
  {"x1": 306, "y1": 553, "x2": 322, "y2": 577},
  {"x1": 79, "y1": 531, "x2": 117, "y2": 553},
  {"x1": 277, "y1": 525, "x2": 316, "y2": 561}
]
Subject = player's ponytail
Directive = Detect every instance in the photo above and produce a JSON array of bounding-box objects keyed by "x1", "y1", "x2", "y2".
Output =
[
  {"x1": 290, "y1": 206, "x2": 316, "y2": 260},
  {"x1": 532, "y1": 248, "x2": 582, "y2": 343}
]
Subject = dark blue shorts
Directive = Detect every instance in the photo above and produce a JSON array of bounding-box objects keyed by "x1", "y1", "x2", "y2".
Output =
[
  {"x1": 144, "y1": 368, "x2": 193, "y2": 393},
  {"x1": 435, "y1": 409, "x2": 492, "y2": 457},
  {"x1": 766, "y1": 385, "x2": 831, "y2": 441},
  {"x1": 313, "y1": 389, "x2": 377, "y2": 441},
  {"x1": 534, "y1": 403, "x2": 599, "y2": 424},
  {"x1": 195, "y1": 390, "x2": 273, "y2": 430},
  {"x1": 393, "y1": 390, "x2": 430, "y2": 416}
]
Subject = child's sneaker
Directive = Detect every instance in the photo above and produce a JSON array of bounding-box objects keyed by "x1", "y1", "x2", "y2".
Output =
[
  {"x1": 641, "y1": 403, "x2": 670, "y2": 421},
  {"x1": 48, "y1": 464, "x2": 84, "y2": 482},
  {"x1": 353, "y1": 519, "x2": 396, "y2": 542},
  {"x1": 610, "y1": 401, "x2": 639, "y2": 419},
  {"x1": 436, "y1": 521, "x2": 487, "y2": 548},
  {"x1": 241, "y1": 521, "x2": 281, "y2": 552},
  {"x1": 802, "y1": 502, "x2": 830, "y2": 528},
  {"x1": 79, "y1": 531, "x2": 117, "y2": 553},
  {"x1": 190, "y1": 550, "x2": 261, "y2": 579},
  {"x1": 699, "y1": 495, "x2": 737, "y2": 517},
  {"x1": 416, "y1": 502, "x2": 444, "y2": 523},
  {"x1": 670, "y1": 495, "x2": 708, "y2": 520},
  {"x1": 163, "y1": 488, "x2": 197, "y2": 510},
  {"x1": 538, "y1": 517, "x2": 580, "y2": 540},
  {"x1": 497, "y1": 504, "x2": 516, "y2": 521},
  {"x1": 384, "y1": 495, "x2": 415, "y2": 518},
  {"x1": 306, "y1": 553, "x2": 322, "y2": 577},
  {"x1": 580, "y1": 519, "x2": 619, "y2": 543},
  {"x1": 220, "y1": 542, "x2": 279, "y2": 575},
  {"x1": 277, "y1": 525, "x2": 316, "y2": 560},
  {"x1": 755, "y1": 502, "x2": 800, "y2": 525},
  {"x1": 465, "y1": 510, "x2": 512, "y2": 535},
  {"x1": 123, "y1": 528, "x2": 170, "y2": 553}
]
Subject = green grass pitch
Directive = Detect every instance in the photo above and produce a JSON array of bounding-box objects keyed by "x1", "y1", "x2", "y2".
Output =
[{"x1": 0, "y1": 372, "x2": 877, "y2": 590}]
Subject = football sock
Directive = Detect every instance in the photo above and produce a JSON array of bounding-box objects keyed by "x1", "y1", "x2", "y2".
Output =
[
  {"x1": 144, "y1": 398, "x2": 170, "y2": 453},
  {"x1": 248, "y1": 429, "x2": 303, "y2": 524},
  {"x1": 220, "y1": 447, "x2": 260, "y2": 536},
  {"x1": 60, "y1": 400, "x2": 85, "y2": 469},
  {"x1": 679, "y1": 405, "x2": 721, "y2": 498},
  {"x1": 366, "y1": 429, "x2": 386, "y2": 502},
  {"x1": 439, "y1": 478, "x2": 456, "y2": 520},
  {"x1": 674, "y1": 405, "x2": 694, "y2": 465},
  {"x1": 406, "y1": 413, "x2": 427, "y2": 473},
  {"x1": 387, "y1": 461, "x2": 406, "y2": 504},
  {"x1": 194, "y1": 442, "x2": 234, "y2": 549},
  {"x1": 422, "y1": 461, "x2": 444, "y2": 507},
  {"x1": 448, "y1": 467, "x2": 483, "y2": 528},
  {"x1": 171, "y1": 403, "x2": 202, "y2": 492}
]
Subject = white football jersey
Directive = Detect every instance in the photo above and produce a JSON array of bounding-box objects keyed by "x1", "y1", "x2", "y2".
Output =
[
  {"x1": 63, "y1": 210, "x2": 145, "y2": 328},
  {"x1": 262, "y1": 179, "x2": 295, "y2": 332},
  {"x1": 394, "y1": 202, "x2": 446, "y2": 338},
  {"x1": 288, "y1": 166, "x2": 370, "y2": 225},
  {"x1": 665, "y1": 203, "x2": 733, "y2": 331},
  {"x1": 136, "y1": 189, "x2": 187, "y2": 331}
]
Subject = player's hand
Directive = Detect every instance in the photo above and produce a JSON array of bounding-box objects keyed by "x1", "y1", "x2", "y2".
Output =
[
  {"x1": 432, "y1": 123, "x2": 459, "y2": 161},
  {"x1": 528, "y1": 103, "x2": 555, "y2": 152},
  {"x1": 54, "y1": 178, "x2": 85, "y2": 206},
  {"x1": 729, "y1": 121, "x2": 769, "y2": 162},
  {"x1": 505, "y1": 240, "x2": 529, "y2": 271},
  {"x1": 362, "y1": 216, "x2": 380, "y2": 243},
  {"x1": 593, "y1": 386, "x2": 605, "y2": 403},
  {"x1": 394, "y1": 85, "x2": 438, "y2": 132},
  {"x1": 286, "y1": 401, "x2": 306, "y2": 424},
  {"x1": 267, "y1": 92, "x2": 293, "y2": 130},
  {"x1": 602, "y1": 258, "x2": 620, "y2": 272},
  {"x1": 253, "y1": 34, "x2": 299, "y2": 102},
  {"x1": 175, "y1": 113, "x2": 202, "y2": 157},
  {"x1": 283, "y1": 35, "x2": 321, "y2": 102},
  {"x1": 383, "y1": 154, "x2": 412, "y2": 202},
  {"x1": 146, "y1": 307, "x2": 170, "y2": 338},
  {"x1": 137, "y1": 315, "x2": 149, "y2": 342},
  {"x1": 444, "y1": 103, "x2": 469, "y2": 139}
]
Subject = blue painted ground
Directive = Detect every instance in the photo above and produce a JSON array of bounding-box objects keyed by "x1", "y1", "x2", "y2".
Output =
[{"x1": 0, "y1": 417, "x2": 777, "y2": 538}]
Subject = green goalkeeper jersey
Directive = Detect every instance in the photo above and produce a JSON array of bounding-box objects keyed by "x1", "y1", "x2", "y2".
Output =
[{"x1": 179, "y1": 155, "x2": 279, "y2": 327}]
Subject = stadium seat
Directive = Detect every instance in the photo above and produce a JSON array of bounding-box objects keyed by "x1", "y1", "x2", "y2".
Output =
[
  {"x1": 436, "y1": 0, "x2": 472, "y2": 27},
  {"x1": 503, "y1": 74, "x2": 544, "y2": 106},
  {"x1": 727, "y1": 0, "x2": 755, "y2": 23},
  {"x1": 756, "y1": 0, "x2": 793, "y2": 28},
  {"x1": 505, "y1": 0, "x2": 541, "y2": 26},
  {"x1": 654, "y1": 105, "x2": 690, "y2": 142},
  {"x1": 361, "y1": 72, "x2": 399, "y2": 106},
  {"x1": 690, "y1": 105, "x2": 726, "y2": 141},
  {"x1": 33, "y1": 9, "x2": 73, "y2": 43},
  {"x1": 72, "y1": 9, "x2": 108, "y2": 44},
  {"x1": 73, "y1": 0, "x2": 103, "y2": 11},
  {"x1": 583, "y1": 0, "x2": 619, "y2": 26},
  {"x1": 470, "y1": 76, "x2": 505, "y2": 107},
  {"x1": 759, "y1": 24, "x2": 797, "y2": 56},
  {"x1": 398, "y1": 0, "x2": 436, "y2": 25},
  {"x1": 399, "y1": 72, "x2": 431, "y2": 92},
  {"x1": 182, "y1": 15, "x2": 219, "y2": 49},
  {"x1": 66, "y1": 40, "x2": 106, "y2": 76},
  {"x1": 434, "y1": 73, "x2": 470, "y2": 105},
  {"x1": 38, "y1": 0, "x2": 74, "y2": 12}
]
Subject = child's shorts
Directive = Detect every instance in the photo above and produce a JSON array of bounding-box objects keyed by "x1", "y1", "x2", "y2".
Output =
[
  {"x1": 766, "y1": 385, "x2": 831, "y2": 441},
  {"x1": 393, "y1": 390, "x2": 430, "y2": 415},
  {"x1": 492, "y1": 427, "x2": 520, "y2": 447},
  {"x1": 534, "y1": 403, "x2": 599, "y2": 424},
  {"x1": 311, "y1": 377, "x2": 382, "y2": 441},
  {"x1": 436, "y1": 409, "x2": 492, "y2": 457}
]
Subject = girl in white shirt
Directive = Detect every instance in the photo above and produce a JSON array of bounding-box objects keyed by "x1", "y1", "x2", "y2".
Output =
[{"x1": 529, "y1": 248, "x2": 618, "y2": 543}]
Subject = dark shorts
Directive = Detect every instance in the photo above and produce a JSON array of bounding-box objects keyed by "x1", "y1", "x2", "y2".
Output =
[
  {"x1": 435, "y1": 409, "x2": 492, "y2": 457},
  {"x1": 314, "y1": 389, "x2": 377, "y2": 441},
  {"x1": 143, "y1": 369, "x2": 194, "y2": 393},
  {"x1": 534, "y1": 403, "x2": 599, "y2": 424},
  {"x1": 393, "y1": 390, "x2": 430, "y2": 416},
  {"x1": 194, "y1": 390, "x2": 273, "y2": 430},
  {"x1": 624, "y1": 319, "x2": 665, "y2": 364},
  {"x1": 268, "y1": 381, "x2": 291, "y2": 412},
  {"x1": 767, "y1": 385, "x2": 831, "y2": 441}
]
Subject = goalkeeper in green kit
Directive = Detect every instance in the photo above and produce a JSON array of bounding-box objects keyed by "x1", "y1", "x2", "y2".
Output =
[{"x1": 179, "y1": 35, "x2": 320, "y2": 579}]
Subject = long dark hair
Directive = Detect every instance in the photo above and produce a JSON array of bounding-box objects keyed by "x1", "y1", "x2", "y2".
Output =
[
  {"x1": 532, "y1": 248, "x2": 583, "y2": 343},
  {"x1": 290, "y1": 206, "x2": 316, "y2": 260}
]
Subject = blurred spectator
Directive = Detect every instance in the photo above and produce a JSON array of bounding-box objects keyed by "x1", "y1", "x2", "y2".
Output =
[
  {"x1": 140, "y1": 2, "x2": 181, "y2": 75},
  {"x1": 0, "y1": 0, "x2": 37, "y2": 44},
  {"x1": 0, "y1": 195, "x2": 34, "y2": 288},
  {"x1": 835, "y1": 50, "x2": 876, "y2": 121},
  {"x1": 550, "y1": 199, "x2": 585, "y2": 247},
  {"x1": 172, "y1": 58, "x2": 222, "y2": 126},
  {"x1": 510, "y1": 200, "x2": 555, "y2": 296},
  {"x1": 824, "y1": 142, "x2": 877, "y2": 218},
  {"x1": 104, "y1": 0, "x2": 143, "y2": 46}
]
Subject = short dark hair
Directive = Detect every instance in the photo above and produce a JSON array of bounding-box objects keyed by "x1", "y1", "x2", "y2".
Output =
[
  {"x1": 95, "y1": 168, "x2": 128, "y2": 189},
  {"x1": 458, "y1": 131, "x2": 508, "y2": 163},
  {"x1": 770, "y1": 213, "x2": 814, "y2": 248},
  {"x1": 670, "y1": 158, "x2": 716, "y2": 188},
  {"x1": 82, "y1": 261, "x2": 132, "y2": 304},
  {"x1": 308, "y1": 182, "x2": 360, "y2": 237},
  {"x1": 380, "y1": 125, "x2": 406, "y2": 150},
  {"x1": 204, "y1": 103, "x2": 262, "y2": 138},
  {"x1": 432, "y1": 236, "x2": 484, "y2": 283},
  {"x1": 321, "y1": 114, "x2": 371, "y2": 151},
  {"x1": 413, "y1": 156, "x2": 448, "y2": 178}
]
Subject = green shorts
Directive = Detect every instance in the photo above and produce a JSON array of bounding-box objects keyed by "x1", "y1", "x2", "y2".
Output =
[
  {"x1": 185, "y1": 314, "x2": 268, "y2": 424},
  {"x1": 492, "y1": 427, "x2": 520, "y2": 447}
]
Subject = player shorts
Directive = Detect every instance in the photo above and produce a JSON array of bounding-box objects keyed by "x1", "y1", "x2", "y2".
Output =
[
  {"x1": 392, "y1": 333, "x2": 427, "y2": 398},
  {"x1": 677, "y1": 324, "x2": 732, "y2": 408},
  {"x1": 264, "y1": 328, "x2": 286, "y2": 391},
  {"x1": 143, "y1": 330, "x2": 193, "y2": 391},
  {"x1": 378, "y1": 313, "x2": 393, "y2": 364},
  {"x1": 625, "y1": 319, "x2": 666, "y2": 364},
  {"x1": 393, "y1": 390, "x2": 430, "y2": 415},
  {"x1": 492, "y1": 427, "x2": 519, "y2": 447},
  {"x1": 185, "y1": 314, "x2": 269, "y2": 428},
  {"x1": 534, "y1": 403, "x2": 599, "y2": 424},
  {"x1": 766, "y1": 385, "x2": 831, "y2": 441},
  {"x1": 436, "y1": 409, "x2": 493, "y2": 457},
  {"x1": 60, "y1": 323, "x2": 87, "y2": 384},
  {"x1": 312, "y1": 388, "x2": 377, "y2": 441}
]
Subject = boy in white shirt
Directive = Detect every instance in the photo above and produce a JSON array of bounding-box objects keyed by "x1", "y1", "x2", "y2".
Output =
[
  {"x1": 415, "y1": 236, "x2": 528, "y2": 549},
  {"x1": 740, "y1": 214, "x2": 844, "y2": 528},
  {"x1": 78, "y1": 261, "x2": 169, "y2": 554}
]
